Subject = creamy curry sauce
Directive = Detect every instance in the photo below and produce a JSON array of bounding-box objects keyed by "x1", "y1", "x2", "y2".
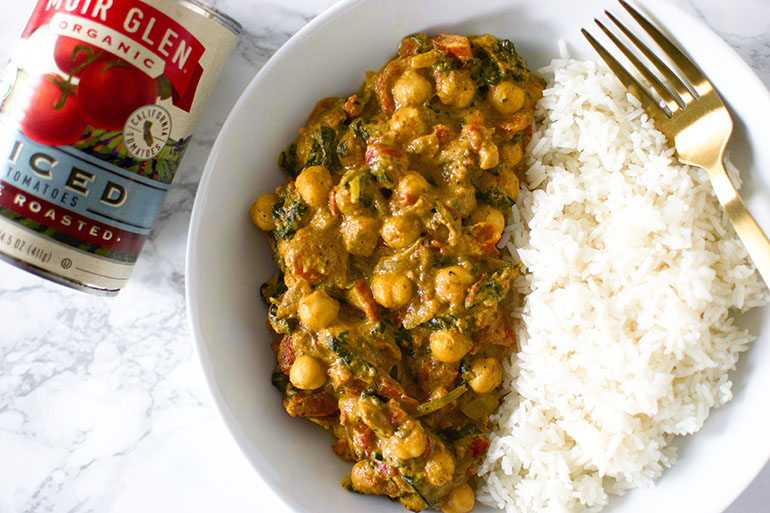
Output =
[{"x1": 250, "y1": 33, "x2": 544, "y2": 513}]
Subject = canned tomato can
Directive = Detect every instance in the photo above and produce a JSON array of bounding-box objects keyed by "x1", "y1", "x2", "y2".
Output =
[{"x1": 0, "y1": 0, "x2": 240, "y2": 295}]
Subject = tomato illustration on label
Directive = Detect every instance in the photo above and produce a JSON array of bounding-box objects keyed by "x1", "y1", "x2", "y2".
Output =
[
  {"x1": 19, "y1": 35, "x2": 160, "y2": 144},
  {"x1": 53, "y1": 36, "x2": 110, "y2": 78},
  {"x1": 77, "y1": 61, "x2": 159, "y2": 131},
  {"x1": 20, "y1": 73, "x2": 86, "y2": 146}
]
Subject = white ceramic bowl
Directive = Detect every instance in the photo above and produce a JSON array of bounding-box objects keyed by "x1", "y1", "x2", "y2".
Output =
[{"x1": 186, "y1": 1, "x2": 770, "y2": 512}]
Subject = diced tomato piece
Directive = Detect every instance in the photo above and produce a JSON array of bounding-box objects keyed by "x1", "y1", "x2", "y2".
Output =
[
  {"x1": 432, "y1": 124, "x2": 454, "y2": 144},
  {"x1": 330, "y1": 190, "x2": 339, "y2": 216},
  {"x1": 375, "y1": 58, "x2": 407, "y2": 113},
  {"x1": 350, "y1": 279, "x2": 380, "y2": 320},
  {"x1": 384, "y1": 400, "x2": 409, "y2": 426},
  {"x1": 475, "y1": 309, "x2": 518, "y2": 348},
  {"x1": 431, "y1": 34, "x2": 473, "y2": 62},
  {"x1": 495, "y1": 109, "x2": 534, "y2": 135},
  {"x1": 276, "y1": 336, "x2": 296, "y2": 375},
  {"x1": 378, "y1": 376, "x2": 419, "y2": 410},
  {"x1": 365, "y1": 143, "x2": 405, "y2": 167},
  {"x1": 372, "y1": 460, "x2": 398, "y2": 479},
  {"x1": 501, "y1": 315, "x2": 518, "y2": 348},
  {"x1": 471, "y1": 222, "x2": 502, "y2": 255},
  {"x1": 284, "y1": 392, "x2": 339, "y2": 418},
  {"x1": 365, "y1": 143, "x2": 408, "y2": 185},
  {"x1": 343, "y1": 94, "x2": 364, "y2": 119},
  {"x1": 462, "y1": 122, "x2": 484, "y2": 151},
  {"x1": 470, "y1": 436, "x2": 491, "y2": 458},
  {"x1": 399, "y1": 35, "x2": 427, "y2": 57},
  {"x1": 352, "y1": 425, "x2": 376, "y2": 459}
]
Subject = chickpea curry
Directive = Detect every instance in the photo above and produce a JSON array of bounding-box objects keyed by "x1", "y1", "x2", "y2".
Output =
[{"x1": 250, "y1": 33, "x2": 544, "y2": 513}]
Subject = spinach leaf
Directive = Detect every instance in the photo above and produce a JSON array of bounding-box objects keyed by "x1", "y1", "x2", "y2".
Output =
[
  {"x1": 421, "y1": 314, "x2": 473, "y2": 334},
  {"x1": 432, "y1": 53, "x2": 458, "y2": 76},
  {"x1": 469, "y1": 36, "x2": 526, "y2": 87},
  {"x1": 496, "y1": 38, "x2": 519, "y2": 63},
  {"x1": 271, "y1": 368, "x2": 291, "y2": 393},
  {"x1": 350, "y1": 118, "x2": 371, "y2": 144},
  {"x1": 470, "y1": 54, "x2": 503, "y2": 87},
  {"x1": 326, "y1": 331, "x2": 375, "y2": 375},
  {"x1": 440, "y1": 423, "x2": 481, "y2": 442},
  {"x1": 341, "y1": 169, "x2": 377, "y2": 209},
  {"x1": 268, "y1": 303, "x2": 297, "y2": 334},
  {"x1": 260, "y1": 272, "x2": 287, "y2": 305},
  {"x1": 272, "y1": 185, "x2": 308, "y2": 241},
  {"x1": 398, "y1": 33, "x2": 432, "y2": 56},
  {"x1": 372, "y1": 317, "x2": 414, "y2": 356},
  {"x1": 465, "y1": 264, "x2": 513, "y2": 309},
  {"x1": 483, "y1": 185, "x2": 516, "y2": 210},
  {"x1": 278, "y1": 143, "x2": 300, "y2": 178},
  {"x1": 304, "y1": 126, "x2": 340, "y2": 172}
]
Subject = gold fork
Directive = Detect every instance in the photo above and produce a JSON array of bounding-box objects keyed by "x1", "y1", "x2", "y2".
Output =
[{"x1": 582, "y1": 0, "x2": 770, "y2": 285}]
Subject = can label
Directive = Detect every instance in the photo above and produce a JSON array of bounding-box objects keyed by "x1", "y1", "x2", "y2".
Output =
[{"x1": 0, "y1": 0, "x2": 238, "y2": 292}]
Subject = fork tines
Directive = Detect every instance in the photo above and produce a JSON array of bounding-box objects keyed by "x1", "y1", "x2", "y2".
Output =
[{"x1": 581, "y1": 0, "x2": 713, "y2": 125}]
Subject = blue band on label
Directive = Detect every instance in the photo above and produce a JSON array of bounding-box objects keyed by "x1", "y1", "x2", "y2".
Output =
[{"x1": 0, "y1": 124, "x2": 169, "y2": 235}]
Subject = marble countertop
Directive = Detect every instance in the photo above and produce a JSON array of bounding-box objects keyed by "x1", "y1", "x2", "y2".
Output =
[{"x1": 1, "y1": 0, "x2": 768, "y2": 512}]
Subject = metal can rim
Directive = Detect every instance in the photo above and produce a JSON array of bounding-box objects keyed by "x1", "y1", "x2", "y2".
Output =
[{"x1": 179, "y1": 0, "x2": 243, "y2": 36}]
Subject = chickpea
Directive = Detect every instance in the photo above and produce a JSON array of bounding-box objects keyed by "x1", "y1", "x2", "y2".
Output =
[
  {"x1": 295, "y1": 165, "x2": 332, "y2": 207},
  {"x1": 392, "y1": 69, "x2": 433, "y2": 108},
  {"x1": 249, "y1": 193, "x2": 278, "y2": 231},
  {"x1": 467, "y1": 357, "x2": 503, "y2": 394},
  {"x1": 500, "y1": 141, "x2": 524, "y2": 168},
  {"x1": 333, "y1": 186, "x2": 359, "y2": 216},
  {"x1": 342, "y1": 215, "x2": 380, "y2": 256},
  {"x1": 350, "y1": 460, "x2": 377, "y2": 493},
  {"x1": 390, "y1": 106, "x2": 427, "y2": 141},
  {"x1": 435, "y1": 70, "x2": 476, "y2": 108},
  {"x1": 440, "y1": 483, "x2": 475, "y2": 513},
  {"x1": 470, "y1": 205, "x2": 506, "y2": 234},
  {"x1": 381, "y1": 215, "x2": 421, "y2": 249},
  {"x1": 396, "y1": 172, "x2": 431, "y2": 201},
  {"x1": 429, "y1": 330, "x2": 472, "y2": 363},
  {"x1": 337, "y1": 130, "x2": 364, "y2": 169},
  {"x1": 435, "y1": 265, "x2": 475, "y2": 303},
  {"x1": 434, "y1": 265, "x2": 475, "y2": 305},
  {"x1": 371, "y1": 273, "x2": 415, "y2": 309},
  {"x1": 488, "y1": 81, "x2": 526, "y2": 114},
  {"x1": 445, "y1": 187, "x2": 477, "y2": 218},
  {"x1": 426, "y1": 449, "x2": 455, "y2": 486},
  {"x1": 498, "y1": 169, "x2": 521, "y2": 201},
  {"x1": 389, "y1": 425, "x2": 427, "y2": 460},
  {"x1": 298, "y1": 290, "x2": 339, "y2": 329},
  {"x1": 289, "y1": 355, "x2": 326, "y2": 390}
]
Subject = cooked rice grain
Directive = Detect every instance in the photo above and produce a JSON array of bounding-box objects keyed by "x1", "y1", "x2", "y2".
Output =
[{"x1": 478, "y1": 55, "x2": 767, "y2": 513}]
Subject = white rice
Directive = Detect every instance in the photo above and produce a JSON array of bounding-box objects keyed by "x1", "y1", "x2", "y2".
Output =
[{"x1": 477, "y1": 53, "x2": 768, "y2": 513}]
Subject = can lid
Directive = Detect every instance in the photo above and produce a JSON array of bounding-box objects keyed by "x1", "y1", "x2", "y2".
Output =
[{"x1": 179, "y1": 0, "x2": 243, "y2": 36}]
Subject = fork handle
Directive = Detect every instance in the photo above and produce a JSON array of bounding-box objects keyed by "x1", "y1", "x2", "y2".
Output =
[{"x1": 707, "y1": 161, "x2": 770, "y2": 286}]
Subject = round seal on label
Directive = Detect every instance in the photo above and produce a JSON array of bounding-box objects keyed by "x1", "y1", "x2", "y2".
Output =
[
  {"x1": 123, "y1": 104, "x2": 172, "y2": 161},
  {"x1": 0, "y1": 62, "x2": 19, "y2": 102}
]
